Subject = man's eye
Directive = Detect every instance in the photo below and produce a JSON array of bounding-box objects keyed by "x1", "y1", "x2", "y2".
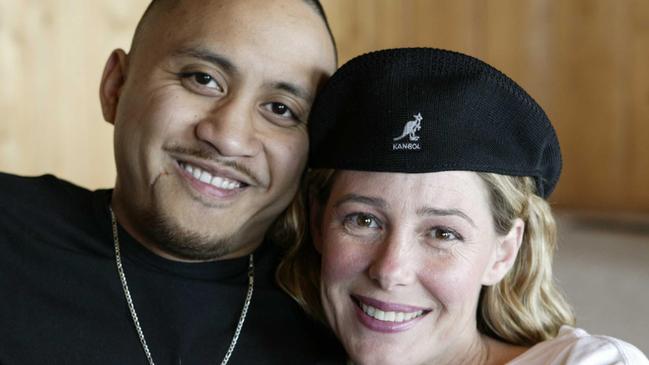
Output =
[
  {"x1": 180, "y1": 72, "x2": 222, "y2": 92},
  {"x1": 263, "y1": 102, "x2": 295, "y2": 119}
]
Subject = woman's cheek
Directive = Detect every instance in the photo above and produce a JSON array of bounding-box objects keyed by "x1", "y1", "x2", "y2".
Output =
[
  {"x1": 321, "y1": 233, "x2": 369, "y2": 284},
  {"x1": 419, "y1": 257, "x2": 485, "y2": 306}
]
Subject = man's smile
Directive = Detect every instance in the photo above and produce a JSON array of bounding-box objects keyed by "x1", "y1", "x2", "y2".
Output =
[{"x1": 179, "y1": 161, "x2": 244, "y2": 190}]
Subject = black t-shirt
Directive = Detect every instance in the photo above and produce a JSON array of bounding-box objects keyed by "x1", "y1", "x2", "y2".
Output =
[{"x1": 0, "y1": 173, "x2": 344, "y2": 364}]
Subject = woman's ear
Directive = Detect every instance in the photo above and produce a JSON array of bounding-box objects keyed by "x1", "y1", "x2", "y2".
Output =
[
  {"x1": 310, "y1": 197, "x2": 324, "y2": 254},
  {"x1": 482, "y1": 218, "x2": 525, "y2": 286},
  {"x1": 99, "y1": 49, "x2": 129, "y2": 125}
]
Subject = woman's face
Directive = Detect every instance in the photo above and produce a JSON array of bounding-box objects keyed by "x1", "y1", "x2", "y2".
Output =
[{"x1": 315, "y1": 171, "x2": 522, "y2": 365}]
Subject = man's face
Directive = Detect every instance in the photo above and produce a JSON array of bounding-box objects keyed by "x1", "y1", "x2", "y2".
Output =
[{"x1": 101, "y1": 0, "x2": 336, "y2": 261}]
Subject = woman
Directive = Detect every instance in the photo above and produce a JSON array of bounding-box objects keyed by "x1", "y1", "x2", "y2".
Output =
[{"x1": 278, "y1": 48, "x2": 649, "y2": 364}]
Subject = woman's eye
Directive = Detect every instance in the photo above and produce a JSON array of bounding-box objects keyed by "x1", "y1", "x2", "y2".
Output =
[
  {"x1": 344, "y1": 213, "x2": 380, "y2": 229},
  {"x1": 430, "y1": 228, "x2": 461, "y2": 241},
  {"x1": 180, "y1": 72, "x2": 222, "y2": 92}
]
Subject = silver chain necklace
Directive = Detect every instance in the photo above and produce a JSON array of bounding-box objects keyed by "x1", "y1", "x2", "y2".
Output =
[{"x1": 109, "y1": 207, "x2": 254, "y2": 365}]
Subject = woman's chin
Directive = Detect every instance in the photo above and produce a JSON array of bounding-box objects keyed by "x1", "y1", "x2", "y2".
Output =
[{"x1": 345, "y1": 340, "x2": 416, "y2": 365}]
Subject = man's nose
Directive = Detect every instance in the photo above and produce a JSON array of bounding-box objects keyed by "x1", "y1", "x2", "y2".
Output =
[
  {"x1": 195, "y1": 97, "x2": 262, "y2": 158},
  {"x1": 367, "y1": 233, "x2": 417, "y2": 291}
]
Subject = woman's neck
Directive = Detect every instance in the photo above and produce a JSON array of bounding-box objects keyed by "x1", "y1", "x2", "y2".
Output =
[
  {"x1": 481, "y1": 336, "x2": 529, "y2": 365},
  {"x1": 443, "y1": 333, "x2": 490, "y2": 365},
  {"x1": 345, "y1": 332, "x2": 528, "y2": 365},
  {"x1": 425, "y1": 334, "x2": 527, "y2": 365}
]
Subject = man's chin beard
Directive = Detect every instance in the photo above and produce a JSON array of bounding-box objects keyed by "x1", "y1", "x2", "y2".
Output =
[{"x1": 141, "y1": 209, "x2": 237, "y2": 261}]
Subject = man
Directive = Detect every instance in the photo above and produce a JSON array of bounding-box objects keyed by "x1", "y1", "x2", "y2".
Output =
[{"x1": 0, "y1": 0, "x2": 342, "y2": 363}]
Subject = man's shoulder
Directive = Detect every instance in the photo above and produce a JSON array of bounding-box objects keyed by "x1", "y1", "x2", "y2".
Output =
[
  {"x1": 0, "y1": 172, "x2": 102, "y2": 241},
  {"x1": 0, "y1": 172, "x2": 91, "y2": 208}
]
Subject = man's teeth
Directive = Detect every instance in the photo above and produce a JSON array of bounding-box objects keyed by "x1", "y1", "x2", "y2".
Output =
[
  {"x1": 360, "y1": 303, "x2": 423, "y2": 322},
  {"x1": 181, "y1": 163, "x2": 242, "y2": 190}
]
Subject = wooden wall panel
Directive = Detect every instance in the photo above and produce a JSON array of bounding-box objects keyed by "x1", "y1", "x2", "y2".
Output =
[
  {"x1": 549, "y1": 0, "x2": 647, "y2": 210},
  {"x1": 1, "y1": 0, "x2": 648, "y2": 211},
  {"x1": 549, "y1": 1, "x2": 628, "y2": 208},
  {"x1": 0, "y1": 0, "x2": 149, "y2": 189},
  {"x1": 323, "y1": 0, "x2": 484, "y2": 62},
  {"x1": 630, "y1": 0, "x2": 649, "y2": 207}
]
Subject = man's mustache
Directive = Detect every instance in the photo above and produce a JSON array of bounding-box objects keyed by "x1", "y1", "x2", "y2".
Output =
[{"x1": 163, "y1": 144, "x2": 262, "y2": 186}]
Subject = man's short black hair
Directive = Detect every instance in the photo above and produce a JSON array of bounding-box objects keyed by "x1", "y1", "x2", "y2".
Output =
[{"x1": 133, "y1": 0, "x2": 338, "y2": 62}]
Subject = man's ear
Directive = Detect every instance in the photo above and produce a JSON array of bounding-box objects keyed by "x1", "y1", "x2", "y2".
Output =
[
  {"x1": 482, "y1": 218, "x2": 525, "y2": 286},
  {"x1": 99, "y1": 49, "x2": 129, "y2": 125},
  {"x1": 310, "y1": 197, "x2": 324, "y2": 254}
]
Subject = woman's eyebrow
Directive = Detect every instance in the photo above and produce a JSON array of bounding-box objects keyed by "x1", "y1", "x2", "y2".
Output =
[
  {"x1": 333, "y1": 194, "x2": 386, "y2": 209},
  {"x1": 416, "y1": 206, "x2": 476, "y2": 228}
]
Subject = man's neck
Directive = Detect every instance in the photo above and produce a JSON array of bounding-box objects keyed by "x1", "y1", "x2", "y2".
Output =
[{"x1": 109, "y1": 192, "x2": 259, "y2": 263}]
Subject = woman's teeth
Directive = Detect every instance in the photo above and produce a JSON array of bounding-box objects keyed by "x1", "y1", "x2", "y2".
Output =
[
  {"x1": 360, "y1": 303, "x2": 424, "y2": 322},
  {"x1": 181, "y1": 162, "x2": 241, "y2": 190}
]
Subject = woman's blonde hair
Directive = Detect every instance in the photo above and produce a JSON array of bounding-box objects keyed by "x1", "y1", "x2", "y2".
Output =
[
  {"x1": 276, "y1": 169, "x2": 575, "y2": 346},
  {"x1": 476, "y1": 172, "x2": 575, "y2": 345}
]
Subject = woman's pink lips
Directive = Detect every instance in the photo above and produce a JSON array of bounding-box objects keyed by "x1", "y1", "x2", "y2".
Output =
[
  {"x1": 353, "y1": 294, "x2": 430, "y2": 312},
  {"x1": 352, "y1": 295, "x2": 431, "y2": 333}
]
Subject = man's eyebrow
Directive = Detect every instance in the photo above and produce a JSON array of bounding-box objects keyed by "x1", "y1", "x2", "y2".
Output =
[
  {"x1": 416, "y1": 207, "x2": 477, "y2": 228},
  {"x1": 270, "y1": 81, "x2": 313, "y2": 103},
  {"x1": 172, "y1": 47, "x2": 237, "y2": 76},
  {"x1": 334, "y1": 194, "x2": 386, "y2": 209},
  {"x1": 172, "y1": 48, "x2": 312, "y2": 102}
]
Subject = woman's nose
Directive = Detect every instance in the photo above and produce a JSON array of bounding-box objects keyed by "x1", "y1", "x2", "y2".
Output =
[{"x1": 368, "y1": 234, "x2": 417, "y2": 291}]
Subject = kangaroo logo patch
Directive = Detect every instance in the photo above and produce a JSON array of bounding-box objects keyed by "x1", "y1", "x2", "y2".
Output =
[{"x1": 392, "y1": 113, "x2": 423, "y2": 151}]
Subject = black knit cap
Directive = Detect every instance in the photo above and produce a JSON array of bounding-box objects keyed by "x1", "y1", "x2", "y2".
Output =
[{"x1": 308, "y1": 48, "x2": 561, "y2": 197}]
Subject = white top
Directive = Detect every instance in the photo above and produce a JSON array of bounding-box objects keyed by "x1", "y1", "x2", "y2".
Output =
[{"x1": 508, "y1": 326, "x2": 649, "y2": 365}]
